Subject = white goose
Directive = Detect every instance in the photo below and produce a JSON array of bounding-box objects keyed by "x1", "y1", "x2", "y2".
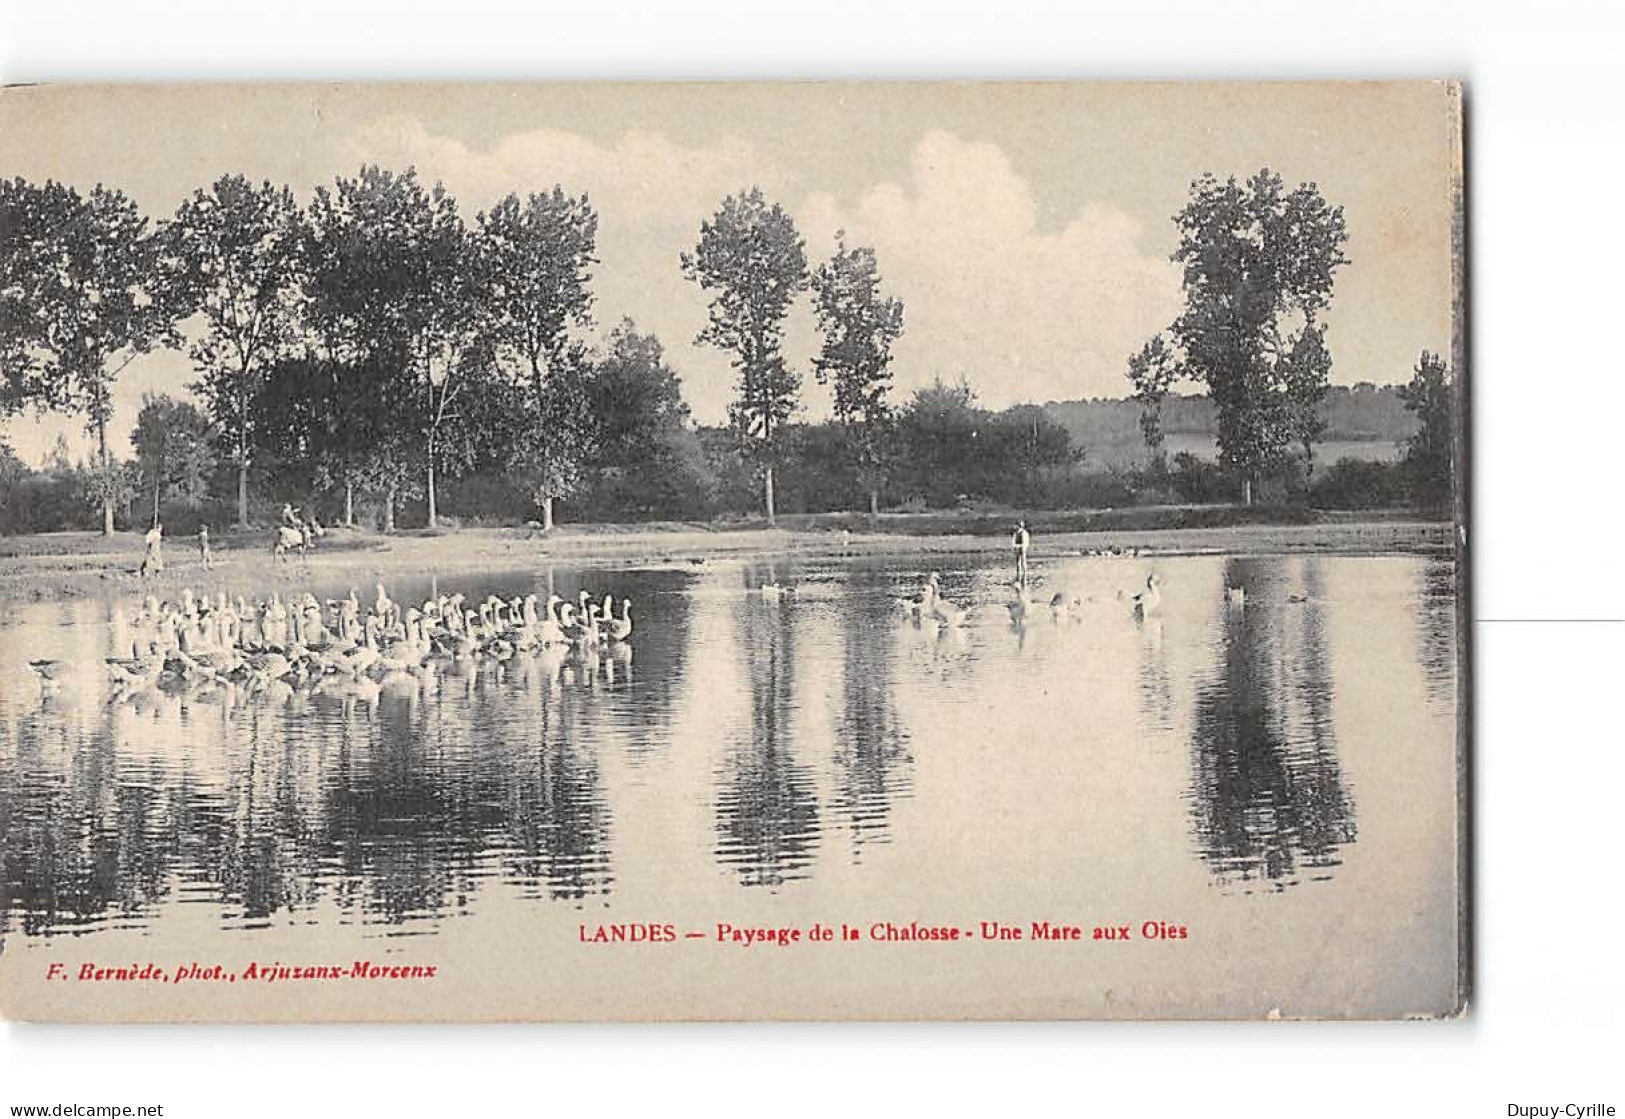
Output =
[
  {"x1": 926, "y1": 574, "x2": 970, "y2": 627},
  {"x1": 559, "y1": 602, "x2": 599, "y2": 649},
  {"x1": 1132, "y1": 574, "x2": 1164, "y2": 618},
  {"x1": 1007, "y1": 582, "x2": 1037, "y2": 624},
  {"x1": 608, "y1": 599, "x2": 633, "y2": 643},
  {"x1": 902, "y1": 578, "x2": 936, "y2": 621},
  {"x1": 536, "y1": 594, "x2": 566, "y2": 647}
]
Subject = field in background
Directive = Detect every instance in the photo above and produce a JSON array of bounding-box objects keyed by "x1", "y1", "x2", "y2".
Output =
[{"x1": 1160, "y1": 433, "x2": 1402, "y2": 464}]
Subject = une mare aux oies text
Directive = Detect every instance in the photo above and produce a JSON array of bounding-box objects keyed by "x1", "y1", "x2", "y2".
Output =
[{"x1": 578, "y1": 919, "x2": 1192, "y2": 945}]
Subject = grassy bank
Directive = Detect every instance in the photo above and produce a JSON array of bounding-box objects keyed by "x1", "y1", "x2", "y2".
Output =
[{"x1": 0, "y1": 507, "x2": 1453, "y2": 603}]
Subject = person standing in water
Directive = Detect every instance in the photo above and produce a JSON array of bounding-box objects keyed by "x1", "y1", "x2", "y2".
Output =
[
  {"x1": 1012, "y1": 519, "x2": 1031, "y2": 587},
  {"x1": 197, "y1": 524, "x2": 213, "y2": 570}
]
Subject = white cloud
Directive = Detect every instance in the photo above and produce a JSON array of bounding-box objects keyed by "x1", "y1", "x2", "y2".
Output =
[
  {"x1": 799, "y1": 130, "x2": 1183, "y2": 410},
  {"x1": 357, "y1": 120, "x2": 1182, "y2": 421},
  {"x1": 349, "y1": 117, "x2": 780, "y2": 424}
]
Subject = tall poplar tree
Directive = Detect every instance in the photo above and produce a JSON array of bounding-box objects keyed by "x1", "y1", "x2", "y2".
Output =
[
  {"x1": 168, "y1": 174, "x2": 305, "y2": 527},
  {"x1": 810, "y1": 233, "x2": 905, "y2": 525},
  {"x1": 0, "y1": 178, "x2": 181, "y2": 533},
  {"x1": 1128, "y1": 169, "x2": 1348, "y2": 503},
  {"x1": 478, "y1": 187, "x2": 599, "y2": 531},
  {"x1": 681, "y1": 188, "x2": 808, "y2": 525}
]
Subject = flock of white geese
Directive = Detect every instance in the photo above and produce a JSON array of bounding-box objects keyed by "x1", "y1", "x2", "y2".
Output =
[
  {"x1": 27, "y1": 567, "x2": 1174, "y2": 699},
  {"x1": 900, "y1": 570, "x2": 1166, "y2": 628},
  {"x1": 30, "y1": 583, "x2": 634, "y2": 698}
]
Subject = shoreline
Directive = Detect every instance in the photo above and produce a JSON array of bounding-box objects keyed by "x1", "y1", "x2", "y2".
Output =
[{"x1": 0, "y1": 519, "x2": 1453, "y2": 604}]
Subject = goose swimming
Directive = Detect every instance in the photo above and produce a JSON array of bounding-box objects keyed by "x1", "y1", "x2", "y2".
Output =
[
  {"x1": 926, "y1": 575, "x2": 969, "y2": 627},
  {"x1": 1132, "y1": 574, "x2": 1163, "y2": 618},
  {"x1": 535, "y1": 594, "x2": 565, "y2": 647},
  {"x1": 903, "y1": 578, "x2": 937, "y2": 621},
  {"x1": 608, "y1": 599, "x2": 633, "y2": 642},
  {"x1": 1049, "y1": 591, "x2": 1077, "y2": 622}
]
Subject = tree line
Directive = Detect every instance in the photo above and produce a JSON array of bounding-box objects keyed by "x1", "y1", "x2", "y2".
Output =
[
  {"x1": 1, "y1": 165, "x2": 1454, "y2": 536},
  {"x1": 1, "y1": 171, "x2": 916, "y2": 534}
]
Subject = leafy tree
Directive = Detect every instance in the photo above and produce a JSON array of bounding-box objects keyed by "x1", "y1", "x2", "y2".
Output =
[
  {"x1": 429, "y1": 344, "x2": 511, "y2": 497},
  {"x1": 590, "y1": 322, "x2": 689, "y2": 455},
  {"x1": 1283, "y1": 322, "x2": 1332, "y2": 483},
  {"x1": 418, "y1": 285, "x2": 497, "y2": 529},
  {"x1": 0, "y1": 179, "x2": 182, "y2": 533},
  {"x1": 43, "y1": 433, "x2": 74, "y2": 475},
  {"x1": 478, "y1": 188, "x2": 599, "y2": 386},
  {"x1": 0, "y1": 178, "x2": 63, "y2": 415},
  {"x1": 0, "y1": 439, "x2": 29, "y2": 534},
  {"x1": 253, "y1": 351, "x2": 403, "y2": 526},
  {"x1": 167, "y1": 174, "x2": 306, "y2": 528},
  {"x1": 501, "y1": 344, "x2": 597, "y2": 531},
  {"x1": 989, "y1": 404, "x2": 1077, "y2": 502},
  {"x1": 0, "y1": 439, "x2": 24, "y2": 484},
  {"x1": 681, "y1": 187, "x2": 808, "y2": 524},
  {"x1": 1398, "y1": 349, "x2": 1454, "y2": 507},
  {"x1": 1126, "y1": 334, "x2": 1178, "y2": 466},
  {"x1": 303, "y1": 166, "x2": 471, "y2": 528},
  {"x1": 130, "y1": 392, "x2": 216, "y2": 524},
  {"x1": 896, "y1": 378, "x2": 982, "y2": 506},
  {"x1": 250, "y1": 353, "x2": 331, "y2": 501},
  {"x1": 1130, "y1": 169, "x2": 1349, "y2": 503},
  {"x1": 92, "y1": 459, "x2": 140, "y2": 529},
  {"x1": 477, "y1": 186, "x2": 600, "y2": 529},
  {"x1": 811, "y1": 233, "x2": 905, "y2": 524},
  {"x1": 583, "y1": 320, "x2": 711, "y2": 519}
]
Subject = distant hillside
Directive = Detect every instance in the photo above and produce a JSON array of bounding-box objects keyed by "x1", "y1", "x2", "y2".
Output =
[{"x1": 1042, "y1": 383, "x2": 1418, "y2": 469}]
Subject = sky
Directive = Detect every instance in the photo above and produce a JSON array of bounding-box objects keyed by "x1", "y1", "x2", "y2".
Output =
[{"x1": 0, "y1": 81, "x2": 1458, "y2": 466}]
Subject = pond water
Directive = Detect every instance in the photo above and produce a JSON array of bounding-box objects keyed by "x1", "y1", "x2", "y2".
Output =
[{"x1": 0, "y1": 551, "x2": 1461, "y2": 1019}]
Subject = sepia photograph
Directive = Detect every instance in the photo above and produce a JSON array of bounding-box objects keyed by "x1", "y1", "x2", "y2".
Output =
[{"x1": 0, "y1": 80, "x2": 1466, "y2": 1022}]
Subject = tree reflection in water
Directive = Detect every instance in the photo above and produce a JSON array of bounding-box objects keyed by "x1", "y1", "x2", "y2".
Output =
[
  {"x1": 1, "y1": 699, "x2": 157, "y2": 936},
  {"x1": 0, "y1": 556, "x2": 1442, "y2": 939},
  {"x1": 713, "y1": 587, "x2": 820, "y2": 889},
  {"x1": 829, "y1": 573, "x2": 913, "y2": 864},
  {"x1": 1187, "y1": 558, "x2": 1356, "y2": 891},
  {"x1": 1415, "y1": 557, "x2": 1458, "y2": 706},
  {"x1": 494, "y1": 660, "x2": 615, "y2": 904}
]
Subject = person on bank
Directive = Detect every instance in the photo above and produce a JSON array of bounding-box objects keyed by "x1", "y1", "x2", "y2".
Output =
[
  {"x1": 141, "y1": 521, "x2": 164, "y2": 578},
  {"x1": 198, "y1": 524, "x2": 213, "y2": 570},
  {"x1": 1012, "y1": 519, "x2": 1031, "y2": 586}
]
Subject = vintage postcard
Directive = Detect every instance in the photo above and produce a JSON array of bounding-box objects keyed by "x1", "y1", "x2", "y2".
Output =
[{"x1": 0, "y1": 81, "x2": 1466, "y2": 1021}]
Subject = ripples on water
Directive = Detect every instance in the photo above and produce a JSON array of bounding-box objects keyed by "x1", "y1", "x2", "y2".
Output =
[{"x1": 0, "y1": 553, "x2": 1457, "y2": 942}]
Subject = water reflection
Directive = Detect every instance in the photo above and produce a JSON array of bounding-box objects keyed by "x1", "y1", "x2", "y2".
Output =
[
  {"x1": 0, "y1": 553, "x2": 1455, "y2": 941},
  {"x1": 829, "y1": 570, "x2": 913, "y2": 864},
  {"x1": 1415, "y1": 558, "x2": 1458, "y2": 705},
  {"x1": 713, "y1": 584, "x2": 820, "y2": 889},
  {"x1": 1135, "y1": 614, "x2": 1173, "y2": 733},
  {"x1": 1186, "y1": 558, "x2": 1357, "y2": 891}
]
